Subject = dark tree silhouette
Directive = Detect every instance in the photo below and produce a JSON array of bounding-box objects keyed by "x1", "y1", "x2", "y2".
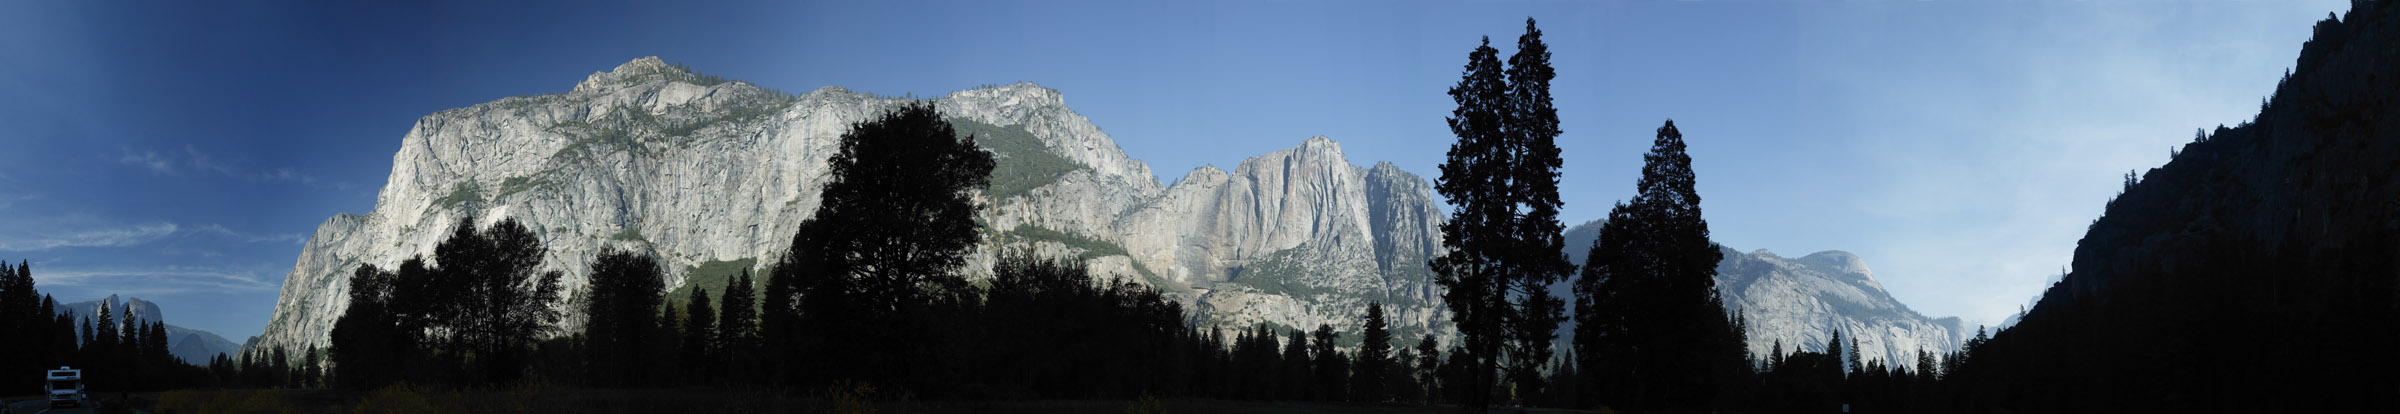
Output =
[
  {"x1": 582, "y1": 248, "x2": 664, "y2": 387},
  {"x1": 93, "y1": 301, "x2": 118, "y2": 389},
  {"x1": 1310, "y1": 324, "x2": 1347, "y2": 401},
  {"x1": 1355, "y1": 302, "x2": 1393, "y2": 403},
  {"x1": 1498, "y1": 19, "x2": 1573, "y2": 403},
  {"x1": 1432, "y1": 19, "x2": 1575, "y2": 410},
  {"x1": 1433, "y1": 32, "x2": 1510, "y2": 413},
  {"x1": 1282, "y1": 328, "x2": 1312, "y2": 400},
  {"x1": 1415, "y1": 334, "x2": 1441, "y2": 404},
  {"x1": 679, "y1": 286, "x2": 717, "y2": 386},
  {"x1": 718, "y1": 270, "x2": 758, "y2": 384},
  {"x1": 330, "y1": 215, "x2": 563, "y2": 387},
  {"x1": 766, "y1": 101, "x2": 995, "y2": 390},
  {"x1": 1573, "y1": 120, "x2": 1746, "y2": 412},
  {"x1": 443, "y1": 216, "x2": 566, "y2": 385}
]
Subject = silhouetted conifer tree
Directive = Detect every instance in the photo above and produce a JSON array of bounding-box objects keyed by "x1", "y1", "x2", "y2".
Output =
[
  {"x1": 680, "y1": 287, "x2": 716, "y2": 386},
  {"x1": 583, "y1": 248, "x2": 664, "y2": 387},
  {"x1": 1574, "y1": 120, "x2": 1745, "y2": 412},
  {"x1": 1312, "y1": 324, "x2": 1348, "y2": 401},
  {"x1": 1283, "y1": 330, "x2": 1312, "y2": 400},
  {"x1": 1356, "y1": 302, "x2": 1393, "y2": 403},
  {"x1": 719, "y1": 270, "x2": 758, "y2": 384},
  {"x1": 1433, "y1": 18, "x2": 1573, "y2": 411}
]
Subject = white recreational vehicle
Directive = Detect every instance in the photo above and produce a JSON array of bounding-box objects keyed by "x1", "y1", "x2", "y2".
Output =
[{"x1": 46, "y1": 367, "x2": 85, "y2": 408}]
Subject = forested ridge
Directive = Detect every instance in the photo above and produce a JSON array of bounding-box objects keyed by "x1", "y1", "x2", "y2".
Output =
[{"x1": 1948, "y1": 1, "x2": 2400, "y2": 411}]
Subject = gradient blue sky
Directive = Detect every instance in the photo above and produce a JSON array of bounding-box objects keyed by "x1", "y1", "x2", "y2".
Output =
[{"x1": 0, "y1": 0, "x2": 2348, "y2": 341}]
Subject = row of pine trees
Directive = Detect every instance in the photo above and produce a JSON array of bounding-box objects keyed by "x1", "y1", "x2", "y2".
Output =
[{"x1": 0, "y1": 261, "x2": 231, "y2": 392}]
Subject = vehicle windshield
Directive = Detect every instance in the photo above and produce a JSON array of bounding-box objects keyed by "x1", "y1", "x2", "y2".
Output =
[{"x1": 49, "y1": 380, "x2": 76, "y2": 390}]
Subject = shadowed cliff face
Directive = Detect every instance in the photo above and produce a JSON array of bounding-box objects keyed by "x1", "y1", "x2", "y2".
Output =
[
  {"x1": 1962, "y1": 4, "x2": 2400, "y2": 411},
  {"x1": 1559, "y1": 221, "x2": 1963, "y2": 366},
  {"x1": 254, "y1": 57, "x2": 1457, "y2": 355}
]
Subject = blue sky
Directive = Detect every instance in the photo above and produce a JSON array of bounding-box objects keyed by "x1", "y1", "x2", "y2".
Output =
[{"x1": 0, "y1": 0, "x2": 2347, "y2": 341}]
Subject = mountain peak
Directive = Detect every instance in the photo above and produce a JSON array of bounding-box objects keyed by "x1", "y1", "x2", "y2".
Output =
[
  {"x1": 572, "y1": 56, "x2": 691, "y2": 94},
  {"x1": 613, "y1": 56, "x2": 672, "y2": 74},
  {"x1": 1800, "y1": 250, "x2": 1880, "y2": 286},
  {"x1": 1294, "y1": 136, "x2": 1345, "y2": 160},
  {"x1": 947, "y1": 82, "x2": 1059, "y2": 100},
  {"x1": 1302, "y1": 135, "x2": 1339, "y2": 148}
]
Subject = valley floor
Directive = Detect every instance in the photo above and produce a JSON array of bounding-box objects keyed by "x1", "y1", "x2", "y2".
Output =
[{"x1": 120, "y1": 387, "x2": 1601, "y2": 414}]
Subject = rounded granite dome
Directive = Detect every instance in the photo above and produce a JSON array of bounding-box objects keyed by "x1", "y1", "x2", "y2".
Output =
[{"x1": 1800, "y1": 250, "x2": 1878, "y2": 284}]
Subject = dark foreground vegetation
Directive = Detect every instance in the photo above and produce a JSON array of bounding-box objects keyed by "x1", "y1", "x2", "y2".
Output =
[
  {"x1": 137, "y1": 386, "x2": 1612, "y2": 414},
  {"x1": 1, "y1": 260, "x2": 230, "y2": 393}
]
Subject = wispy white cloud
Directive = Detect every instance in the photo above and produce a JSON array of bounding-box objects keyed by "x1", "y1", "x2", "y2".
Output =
[
  {"x1": 115, "y1": 147, "x2": 174, "y2": 173},
  {"x1": 107, "y1": 145, "x2": 352, "y2": 190},
  {"x1": 0, "y1": 218, "x2": 304, "y2": 252},
  {"x1": 188, "y1": 223, "x2": 306, "y2": 245},
  {"x1": 36, "y1": 265, "x2": 279, "y2": 294},
  {"x1": 0, "y1": 221, "x2": 180, "y2": 251},
  {"x1": 0, "y1": 173, "x2": 36, "y2": 210}
]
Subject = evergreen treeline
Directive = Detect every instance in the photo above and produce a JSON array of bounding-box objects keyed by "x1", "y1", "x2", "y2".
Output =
[
  {"x1": 328, "y1": 214, "x2": 566, "y2": 388},
  {"x1": 0, "y1": 260, "x2": 229, "y2": 392}
]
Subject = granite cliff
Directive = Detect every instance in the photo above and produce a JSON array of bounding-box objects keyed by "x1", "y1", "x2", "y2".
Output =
[
  {"x1": 254, "y1": 58, "x2": 1451, "y2": 354},
  {"x1": 1560, "y1": 220, "x2": 1964, "y2": 367}
]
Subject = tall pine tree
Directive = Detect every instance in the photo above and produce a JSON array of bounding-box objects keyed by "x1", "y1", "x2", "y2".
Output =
[
  {"x1": 1356, "y1": 302, "x2": 1393, "y2": 403},
  {"x1": 583, "y1": 248, "x2": 664, "y2": 387},
  {"x1": 1573, "y1": 120, "x2": 1743, "y2": 412},
  {"x1": 719, "y1": 270, "x2": 758, "y2": 384},
  {"x1": 1431, "y1": 18, "x2": 1572, "y2": 411},
  {"x1": 681, "y1": 287, "x2": 717, "y2": 386}
]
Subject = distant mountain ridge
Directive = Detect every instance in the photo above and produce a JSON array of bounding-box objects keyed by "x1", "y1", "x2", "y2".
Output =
[
  {"x1": 54, "y1": 294, "x2": 243, "y2": 364},
  {"x1": 1559, "y1": 220, "x2": 1963, "y2": 365},
  {"x1": 254, "y1": 57, "x2": 1453, "y2": 355}
]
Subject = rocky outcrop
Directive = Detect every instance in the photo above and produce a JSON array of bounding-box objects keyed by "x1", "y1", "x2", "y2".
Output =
[
  {"x1": 1561, "y1": 221, "x2": 1963, "y2": 366},
  {"x1": 1714, "y1": 248, "x2": 1963, "y2": 364},
  {"x1": 253, "y1": 57, "x2": 1454, "y2": 355}
]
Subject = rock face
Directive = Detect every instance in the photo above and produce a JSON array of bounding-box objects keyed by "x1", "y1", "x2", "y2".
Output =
[
  {"x1": 252, "y1": 57, "x2": 1453, "y2": 355},
  {"x1": 1561, "y1": 221, "x2": 1963, "y2": 366},
  {"x1": 55, "y1": 294, "x2": 243, "y2": 364}
]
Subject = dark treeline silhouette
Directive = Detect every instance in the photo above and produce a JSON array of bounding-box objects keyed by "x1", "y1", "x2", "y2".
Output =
[
  {"x1": 0, "y1": 260, "x2": 226, "y2": 392},
  {"x1": 329, "y1": 214, "x2": 566, "y2": 388}
]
